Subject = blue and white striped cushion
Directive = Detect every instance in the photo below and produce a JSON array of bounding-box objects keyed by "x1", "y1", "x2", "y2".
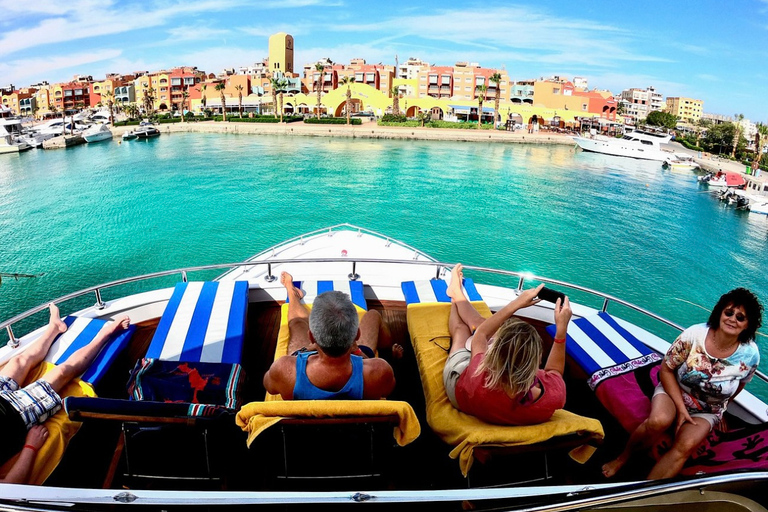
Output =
[
  {"x1": 400, "y1": 279, "x2": 482, "y2": 304},
  {"x1": 45, "y1": 316, "x2": 136, "y2": 386},
  {"x1": 546, "y1": 311, "x2": 657, "y2": 377},
  {"x1": 287, "y1": 280, "x2": 367, "y2": 311},
  {"x1": 146, "y1": 281, "x2": 248, "y2": 364}
]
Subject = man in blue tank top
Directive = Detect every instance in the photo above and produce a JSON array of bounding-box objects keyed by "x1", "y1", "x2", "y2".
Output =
[{"x1": 263, "y1": 273, "x2": 396, "y2": 400}]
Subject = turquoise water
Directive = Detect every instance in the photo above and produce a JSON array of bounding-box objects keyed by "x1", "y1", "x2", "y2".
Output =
[{"x1": 2, "y1": 133, "x2": 768, "y2": 396}]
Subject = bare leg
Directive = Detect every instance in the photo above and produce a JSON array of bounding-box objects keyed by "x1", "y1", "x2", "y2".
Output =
[
  {"x1": 647, "y1": 419, "x2": 711, "y2": 480},
  {"x1": 357, "y1": 309, "x2": 404, "y2": 359},
  {"x1": 42, "y1": 316, "x2": 130, "y2": 394},
  {"x1": 282, "y1": 272, "x2": 313, "y2": 355},
  {"x1": 446, "y1": 264, "x2": 485, "y2": 331},
  {"x1": 1, "y1": 304, "x2": 68, "y2": 385},
  {"x1": 602, "y1": 394, "x2": 677, "y2": 478}
]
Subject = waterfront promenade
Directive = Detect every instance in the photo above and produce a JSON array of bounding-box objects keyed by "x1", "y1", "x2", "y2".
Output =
[{"x1": 111, "y1": 119, "x2": 577, "y2": 145}]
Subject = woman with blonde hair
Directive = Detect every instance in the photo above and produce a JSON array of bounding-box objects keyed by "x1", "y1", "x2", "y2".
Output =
[{"x1": 443, "y1": 264, "x2": 572, "y2": 425}]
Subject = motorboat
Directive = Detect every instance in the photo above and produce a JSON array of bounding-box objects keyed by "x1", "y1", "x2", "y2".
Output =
[
  {"x1": 2, "y1": 224, "x2": 768, "y2": 510},
  {"x1": 733, "y1": 175, "x2": 768, "y2": 215},
  {"x1": 662, "y1": 155, "x2": 700, "y2": 171},
  {"x1": 82, "y1": 123, "x2": 113, "y2": 143},
  {"x1": 0, "y1": 119, "x2": 32, "y2": 154},
  {"x1": 122, "y1": 124, "x2": 160, "y2": 140},
  {"x1": 698, "y1": 171, "x2": 746, "y2": 189},
  {"x1": 573, "y1": 129, "x2": 673, "y2": 161}
]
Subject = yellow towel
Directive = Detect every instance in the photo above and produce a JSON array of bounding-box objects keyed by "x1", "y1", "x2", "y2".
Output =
[
  {"x1": 0, "y1": 362, "x2": 96, "y2": 485},
  {"x1": 407, "y1": 302, "x2": 604, "y2": 476},
  {"x1": 266, "y1": 303, "x2": 367, "y2": 402},
  {"x1": 236, "y1": 399, "x2": 420, "y2": 447}
]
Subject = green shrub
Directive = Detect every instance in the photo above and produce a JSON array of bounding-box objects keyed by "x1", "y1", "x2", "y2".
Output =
[
  {"x1": 378, "y1": 120, "x2": 420, "y2": 127},
  {"x1": 381, "y1": 113, "x2": 407, "y2": 123},
  {"x1": 304, "y1": 117, "x2": 362, "y2": 125},
  {"x1": 113, "y1": 120, "x2": 141, "y2": 126}
]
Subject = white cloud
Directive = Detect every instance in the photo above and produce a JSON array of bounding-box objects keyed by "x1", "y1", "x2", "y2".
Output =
[
  {"x1": 176, "y1": 47, "x2": 267, "y2": 75},
  {"x1": 0, "y1": 0, "x2": 247, "y2": 58},
  {"x1": 0, "y1": 49, "x2": 123, "y2": 85}
]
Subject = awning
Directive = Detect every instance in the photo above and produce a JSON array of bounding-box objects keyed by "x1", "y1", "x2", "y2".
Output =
[
  {"x1": 725, "y1": 172, "x2": 746, "y2": 187},
  {"x1": 448, "y1": 104, "x2": 494, "y2": 113}
]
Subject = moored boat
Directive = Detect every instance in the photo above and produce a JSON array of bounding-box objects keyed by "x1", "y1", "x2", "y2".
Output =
[
  {"x1": 1, "y1": 224, "x2": 768, "y2": 510},
  {"x1": 122, "y1": 124, "x2": 160, "y2": 140},
  {"x1": 573, "y1": 129, "x2": 672, "y2": 161},
  {"x1": 0, "y1": 119, "x2": 32, "y2": 154},
  {"x1": 82, "y1": 123, "x2": 113, "y2": 143}
]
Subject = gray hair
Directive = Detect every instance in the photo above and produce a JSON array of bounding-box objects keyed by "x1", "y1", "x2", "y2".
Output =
[{"x1": 309, "y1": 291, "x2": 359, "y2": 357}]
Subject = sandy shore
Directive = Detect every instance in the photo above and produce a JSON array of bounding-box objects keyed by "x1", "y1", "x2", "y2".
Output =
[{"x1": 112, "y1": 119, "x2": 577, "y2": 145}]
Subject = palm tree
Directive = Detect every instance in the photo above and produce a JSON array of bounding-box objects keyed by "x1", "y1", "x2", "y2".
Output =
[
  {"x1": 490, "y1": 72, "x2": 502, "y2": 128},
  {"x1": 235, "y1": 84, "x2": 244, "y2": 118},
  {"x1": 143, "y1": 87, "x2": 155, "y2": 116},
  {"x1": 201, "y1": 84, "x2": 207, "y2": 108},
  {"x1": 270, "y1": 78, "x2": 289, "y2": 122},
  {"x1": 476, "y1": 84, "x2": 488, "y2": 128},
  {"x1": 101, "y1": 90, "x2": 115, "y2": 125},
  {"x1": 389, "y1": 85, "x2": 400, "y2": 116},
  {"x1": 753, "y1": 123, "x2": 768, "y2": 171},
  {"x1": 732, "y1": 113, "x2": 744, "y2": 158},
  {"x1": 124, "y1": 102, "x2": 138, "y2": 120},
  {"x1": 417, "y1": 110, "x2": 431, "y2": 127},
  {"x1": 180, "y1": 91, "x2": 189, "y2": 123},
  {"x1": 315, "y1": 63, "x2": 325, "y2": 119},
  {"x1": 215, "y1": 83, "x2": 226, "y2": 121},
  {"x1": 339, "y1": 76, "x2": 356, "y2": 125}
]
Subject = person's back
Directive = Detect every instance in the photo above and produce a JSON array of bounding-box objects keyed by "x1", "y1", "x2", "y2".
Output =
[{"x1": 263, "y1": 282, "x2": 395, "y2": 400}]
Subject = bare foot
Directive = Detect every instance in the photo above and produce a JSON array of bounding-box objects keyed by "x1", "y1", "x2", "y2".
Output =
[
  {"x1": 280, "y1": 271, "x2": 305, "y2": 299},
  {"x1": 48, "y1": 304, "x2": 68, "y2": 334},
  {"x1": 105, "y1": 315, "x2": 131, "y2": 336},
  {"x1": 601, "y1": 457, "x2": 626, "y2": 478},
  {"x1": 446, "y1": 264, "x2": 465, "y2": 300},
  {"x1": 391, "y1": 343, "x2": 404, "y2": 360}
]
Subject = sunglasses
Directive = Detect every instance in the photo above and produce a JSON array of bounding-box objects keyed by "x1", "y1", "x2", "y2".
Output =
[{"x1": 724, "y1": 309, "x2": 747, "y2": 323}]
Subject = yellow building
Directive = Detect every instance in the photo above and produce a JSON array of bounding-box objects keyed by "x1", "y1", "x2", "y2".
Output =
[
  {"x1": 665, "y1": 96, "x2": 703, "y2": 123},
  {"x1": 269, "y1": 32, "x2": 294, "y2": 74}
]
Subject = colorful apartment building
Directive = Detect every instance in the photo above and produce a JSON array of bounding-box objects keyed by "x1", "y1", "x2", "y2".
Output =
[
  {"x1": 619, "y1": 86, "x2": 663, "y2": 124},
  {"x1": 1, "y1": 88, "x2": 36, "y2": 116},
  {"x1": 134, "y1": 67, "x2": 205, "y2": 112},
  {"x1": 665, "y1": 96, "x2": 703, "y2": 123}
]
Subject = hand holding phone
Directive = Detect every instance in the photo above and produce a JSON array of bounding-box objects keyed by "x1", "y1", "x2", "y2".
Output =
[{"x1": 537, "y1": 287, "x2": 566, "y2": 304}]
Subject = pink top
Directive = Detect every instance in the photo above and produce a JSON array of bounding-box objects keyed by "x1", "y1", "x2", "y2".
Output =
[{"x1": 455, "y1": 353, "x2": 566, "y2": 425}]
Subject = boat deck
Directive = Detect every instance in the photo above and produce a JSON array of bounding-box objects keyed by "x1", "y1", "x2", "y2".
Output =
[{"x1": 37, "y1": 297, "x2": 675, "y2": 492}]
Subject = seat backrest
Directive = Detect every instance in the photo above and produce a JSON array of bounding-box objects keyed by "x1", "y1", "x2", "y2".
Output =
[{"x1": 147, "y1": 281, "x2": 248, "y2": 364}]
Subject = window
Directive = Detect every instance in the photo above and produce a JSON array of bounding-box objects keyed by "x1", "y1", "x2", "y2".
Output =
[
  {"x1": 553, "y1": 88, "x2": 560, "y2": 94},
  {"x1": 184, "y1": 78, "x2": 195, "y2": 85},
  {"x1": 365, "y1": 73, "x2": 375, "y2": 82},
  {"x1": 582, "y1": 104, "x2": 588, "y2": 110},
  {"x1": 441, "y1": 75, "x2": 451, "y2": 85},
  {"x1": 429, "y1": 74, "x2": 438, "y2": 84},
  {"x1": 465, "y1": 77, "x2": 471, "y2": 83},
  {"x1": 159, "y1": 78, "x2": 167, "y2": 84},
  {"x1": 355, "y1": 73, "x2": 364, "y2": 82}
]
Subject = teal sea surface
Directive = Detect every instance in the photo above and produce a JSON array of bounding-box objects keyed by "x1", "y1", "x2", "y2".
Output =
[{"x1": 2, "y1": 133, "x2": 768, "y2": 397}]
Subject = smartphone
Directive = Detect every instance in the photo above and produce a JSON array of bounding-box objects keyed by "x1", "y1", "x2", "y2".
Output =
[{"x1": 537, "y1": 287, "x2": 566, "y2": 304}]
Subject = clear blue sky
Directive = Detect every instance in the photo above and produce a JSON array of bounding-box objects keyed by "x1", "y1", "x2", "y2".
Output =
[{"x1": 1, "y1": 0, "x2": 766, "y2": 121}]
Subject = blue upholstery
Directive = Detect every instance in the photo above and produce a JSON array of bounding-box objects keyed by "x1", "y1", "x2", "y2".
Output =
[
  {"x1": 546, "y1": 311, "x2": 657, "y2": 377},
  {"x1": 146, "y1": 281, "x2": 248, "y2": 364},
  {"x1": 45, "y1": 316, "x2": 136, "y2": 386},
  {"x1": 401, "y1": 278, "x2": 482, "y2": 304},
  {"x1": 287, "y1": 280, "x2": 367, "y2": 310}
]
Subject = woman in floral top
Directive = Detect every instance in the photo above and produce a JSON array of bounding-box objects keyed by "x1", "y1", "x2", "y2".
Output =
[{"x1": 603, "y1": 288, "x2": 763, "y2": 480}]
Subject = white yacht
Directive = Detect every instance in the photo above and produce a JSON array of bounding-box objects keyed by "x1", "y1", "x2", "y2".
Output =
[
  {"x1": 2, "y1": 224, "x2": 768, "y2": 511},
  {"x1": 735, "y1": 174, "x2": 768, "y2": 214},
  {"x1": 82, "y1": 123, "x2": 113, "y2": 143},
  {"x1": 573, "y1": 129, "x2": 673, "y2": 161},
  {"x1": 0, "y1": 119, "x2": 32, "y2": 154}
]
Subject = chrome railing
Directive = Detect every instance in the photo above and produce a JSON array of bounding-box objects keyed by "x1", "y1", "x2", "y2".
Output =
[{"x1": 3, "y1": 257, "x2": 767, "y2": 385}]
